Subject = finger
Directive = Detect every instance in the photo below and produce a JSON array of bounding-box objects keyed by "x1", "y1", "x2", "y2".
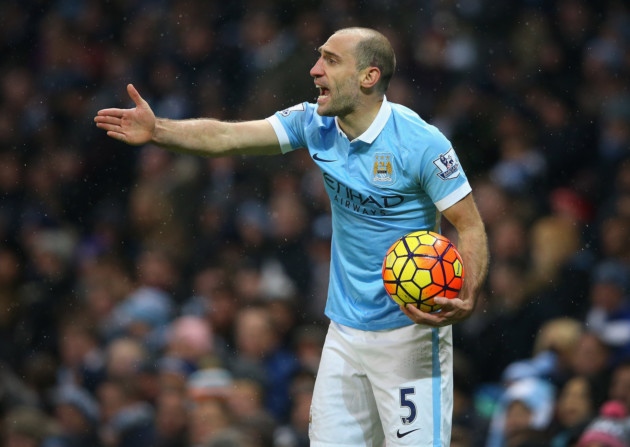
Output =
[
  {"x1": 412, "y1": 312, "x2": 447, "y2": 327},
  {"x1": 404, "y1": 303, "x2": 437, "y2": 317},
  {"x1": 401, "y1": 303, "x2": 453, "y2": 326},
  {"x1": 400, "y1": 304, "x2": 415, "y2": 320},
  {"x1": 94, "y1": 115, "x2": 121, "y2": 125},
  {"x1": 432, "y1": 297, "x2": 450, "y2": 308},
  {"x1": 401, "y1": 303, "x2": 421, "y2": 317},
  {"x1": 95, "y1": 122, "x2": 121, "y2": 132},
  {"x1": 401, "y1": 304, "x2": 437, "y2": 322},
  {"x1": 96, "y1": 108, "x2": 125, "y2": 117},
  {"x1": 432, "y1": 297, "x2": 464, "y2": 312},
  {"x1": 127, "y1": 83, "x2": 145, "y2": 107}
]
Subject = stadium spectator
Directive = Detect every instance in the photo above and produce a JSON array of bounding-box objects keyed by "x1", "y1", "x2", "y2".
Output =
[
  {"x1": 549, "y1": 375, "x2": 602, "y2": 447},
  {"x1": 584, "y1": 260, "x2": 630, "y2": 363},
  {"x1": 576, "y1": 400, "x2": 630, "y2": 447},
  {"x1": 485, "y1": 376, "x2": 556, "y2": 447}
]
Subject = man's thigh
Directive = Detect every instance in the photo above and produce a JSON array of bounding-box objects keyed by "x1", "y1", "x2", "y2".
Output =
[{"x1": 309, "y1": 322, "x2": 385, "y2": 447}]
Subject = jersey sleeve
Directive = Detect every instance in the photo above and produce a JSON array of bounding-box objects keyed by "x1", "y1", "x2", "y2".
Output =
[
  {"x1": 265, "y1": 102, "x2": 311, "y2": 154},
  {"x1": 416, "y1": 128, "x2": 472, "y2": 212}
]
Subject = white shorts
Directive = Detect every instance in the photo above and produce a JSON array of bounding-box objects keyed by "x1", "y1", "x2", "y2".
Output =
[{"x1": 309, "y1": 321, "x2": 453, "y2": 447}]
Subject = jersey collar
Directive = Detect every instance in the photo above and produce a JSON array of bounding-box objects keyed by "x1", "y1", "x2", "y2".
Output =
[{"x1": 335, "y1": 96, "x2": 392, "y2": 143}]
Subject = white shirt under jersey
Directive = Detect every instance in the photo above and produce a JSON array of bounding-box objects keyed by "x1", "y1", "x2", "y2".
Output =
[{"x1": 266, "y1": 98, "x2": 471, "y2": 330}]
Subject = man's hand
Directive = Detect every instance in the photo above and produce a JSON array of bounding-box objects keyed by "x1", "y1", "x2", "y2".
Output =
[
  {"x1": 400, "y1": 296, "x2": 474, "y2": 327},
  {"x1": 94, "y1": 84, "x2": 155, "y2": 145}
]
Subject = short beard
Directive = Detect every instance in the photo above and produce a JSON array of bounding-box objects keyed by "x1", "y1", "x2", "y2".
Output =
[{"x1": 317, "y1": 82, "x2": 359, "y2": 118}]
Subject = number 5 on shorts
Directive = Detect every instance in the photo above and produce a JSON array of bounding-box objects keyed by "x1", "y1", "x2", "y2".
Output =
[{"x1": 399, "y1": 387, "x2": 417, "y2": 424}]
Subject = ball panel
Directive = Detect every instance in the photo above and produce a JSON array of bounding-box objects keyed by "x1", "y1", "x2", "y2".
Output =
[
  {"x1": 412, "y1": 256, "x2": 439, "y2": 271},
  {"x1": 418, "y1": 301, "x2": 436, "y2": 313},
  {"x1": 441, "y1": 288, "x2": 460, "y2": 299},
  {"x1": 420, "y1": 283, "x2": 446, "y2": 300},
  {"x1": 428, "y1": 264, "x2": 447, "y2": 287},
  {"x1": 403, "y1": 235, "x2": 421, "y2": 253},
  {"x1": 432, "y1": 239, "x2": 451, "y2": 254},
  {"x1": 394, "y1": 243, "x2": 409, "y2": 258},
  {"x1": 446, "y1": 277, "x2": 464, "y2": 291},
  {"x1": 392, "y1": 257, "x2": 408, "y2": 276},
  {"x1": 412, "y1": 269, "x2": 433, "y2": 288},
  {"x1": 384, "y1": 252, "x2": 396, "y2": 269},
  {"x1": 417, "y1": 232, "x2": 438, "y2": 246},
  {"x1": 382, "y1": 268, "x2": 397, "y2": 282},
  {"x1": 415, "y1": 242, "x2": 439, "y2": 257},
  {"x1": 400, "y1": 281, "x2": 421, "y2": 301},
  {"x1": 452, "y1": 259, "x2": 463, "y2": 277},
  {"x1": 441, "y1": 248, "x2": 459, "y2": 263},
  {"x1": 399, "y1": 259, "x2": 417, "y2": 281}
]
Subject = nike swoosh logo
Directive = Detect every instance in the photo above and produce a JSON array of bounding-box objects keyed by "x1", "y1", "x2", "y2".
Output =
[
  {"x1": 396, "y1": 428, "x2": 420, "y2": 438},
  {"x1": 313, "y1": 153, "x2": 337, "y2": 162}
]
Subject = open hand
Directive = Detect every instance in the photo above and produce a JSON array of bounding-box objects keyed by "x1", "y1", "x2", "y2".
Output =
[{"x1": 94, "y1": 84, "x2": 155, "y2": 145}]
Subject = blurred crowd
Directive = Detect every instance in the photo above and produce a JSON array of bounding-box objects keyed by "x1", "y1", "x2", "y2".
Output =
[{"x1": 0, "y1": 0, "x2": 629, "y2": 446}]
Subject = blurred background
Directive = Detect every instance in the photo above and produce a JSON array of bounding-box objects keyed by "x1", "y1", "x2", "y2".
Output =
[{"x1": 0, "y1": 0, "x2": 629, "y2": 446}]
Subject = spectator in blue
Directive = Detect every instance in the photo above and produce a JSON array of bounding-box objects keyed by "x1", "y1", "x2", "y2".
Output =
[{"x1": 585, "y1": 260, "x2": 630, "y2": 364}]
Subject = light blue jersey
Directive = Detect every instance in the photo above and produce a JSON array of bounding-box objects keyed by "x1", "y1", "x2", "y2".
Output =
[{"x1": 267, "y1": 98, "x2": 471, "y2": 330}]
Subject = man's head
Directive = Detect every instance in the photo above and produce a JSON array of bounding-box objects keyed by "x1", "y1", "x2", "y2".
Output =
[
  {"x1": 310, "y1": 27, "x2": 396, "y2": 118},
  {"x1": 334, "y1": 27, "x2": 396, "y2": 94}
]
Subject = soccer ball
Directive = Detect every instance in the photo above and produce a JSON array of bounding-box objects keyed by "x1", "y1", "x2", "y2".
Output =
[{"x1": 382, "y1": 230, "x2": 464, "y2": 312}]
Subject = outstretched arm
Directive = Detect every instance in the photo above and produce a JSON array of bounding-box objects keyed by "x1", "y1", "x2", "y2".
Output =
[
  {"x1": 402, "y1": 193, "x2": 489, "y2": 326},
  {"x1": 94, "y1": 84, "x2": 282, "y2": 157}
]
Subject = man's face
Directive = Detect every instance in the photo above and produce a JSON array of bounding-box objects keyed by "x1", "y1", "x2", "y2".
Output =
[
  {"x1": 609, "y1": 366, "x2": 630, "y2": 409},
  {"x1": 310, "y1": 32, "x2": 362, "y2": 117}
]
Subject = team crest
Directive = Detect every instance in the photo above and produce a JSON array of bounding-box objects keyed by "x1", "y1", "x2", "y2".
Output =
[
  {"x1": 372, "y1": 152, "x2": 396, "y2": 186},
  {"x1": 433, "y1": 148, "x2": 461, "y2": 180},
  {"x1": 279, "y1": 103, "x2": 305, "y2": 116}
]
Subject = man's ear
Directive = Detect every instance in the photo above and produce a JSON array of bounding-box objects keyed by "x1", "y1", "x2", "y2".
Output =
[{"x1": 360, "y1": 66, "x2": 381, "y2": 89}]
